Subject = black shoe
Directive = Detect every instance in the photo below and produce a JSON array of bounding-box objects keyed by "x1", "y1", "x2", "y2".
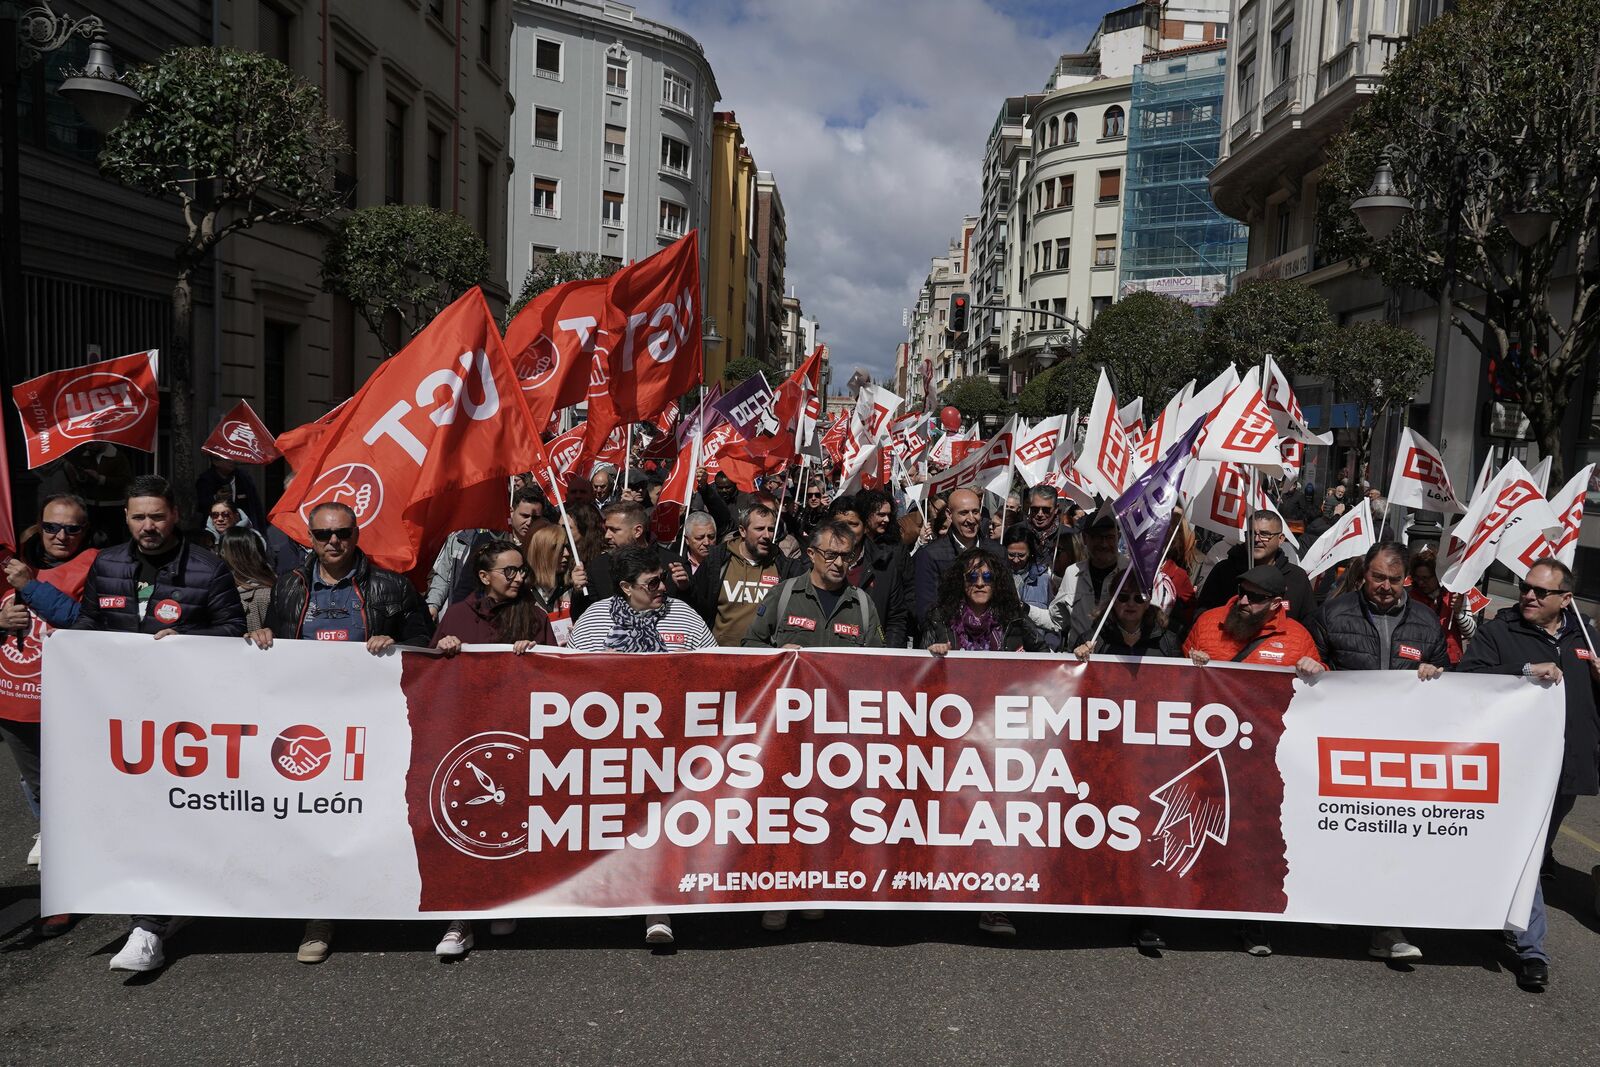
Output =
[
  {"x1": 1131, "y1": 923, "x2": 1166, "y2": 951},
  {"x1": 1519, "y1": 959, "x2": 1549, "y2": 990}
]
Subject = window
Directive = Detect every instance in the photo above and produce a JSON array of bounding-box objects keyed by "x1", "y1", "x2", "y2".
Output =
[
  {"x1": 258, "y1": 1, "x2": 293, "y2": 64},
  {"x1": 1048, "y1": 117, "x2": 1059, "y2": 147},
  {"x1": 663, "y1": 70, "x2": 693, "y2": 112},
  {"x1": 536, "y1": 39, "x2": 561, "y2": 79},
  {"x1": 530, "y1": 243, "x2": 557, "y2": 271},
  {"x1": 1092, "y1": 295, "x2": 1112, "y2": 320},
  {"x1": 1103, "y1": 105, "x2": 1125, "y2": 138},
  {"x1": 384, "y1": 96, "x2": 406, "y2": 205},
  {"x1": 1216, "y1": 22, "x2": 1227, "y2": 39},
  {"x1": 603, "y1": 191, "x2": 624, "y2": 225},
  {"x1": 480, "y1": 0, "x2": 497, "y2": 64},
  {"x1": 477, "y1": 157, "x2": 494, "y2": 248},
  {"x1": 332, "y1": 59, "x2": 360, "y2": 197},
  {"x1": 1183, "y1": 22, "x2": 1203, "y2": 40},
  {"x1": 1054, "y1": 238, "x2": 1070, "y2": 270},
  {"x1": 533, "y1": 177, "x2": 559, "y2": 216},
  {"x1": 1094, "y1": 235, "x2": 1116, "y2": 267},
  {"x1": 1064, "y1": 113, "x2": 1078, "y2": 143},
  {"x1": 604, "y1": 124, "x2": 627, "y2": 161},
  {"x1": 1058, "y1": 175, "x2": 1074, "y2": 206},
  {"x1": 1238, "y1": 53, "x2": 1257, "y2": 103},
  {"x1": 1271, "y1": 19, "x2": 1293, "y2": 83},
  {"x1": 426, "y1": 126, "x2": 445, "y2": 210},
  {"x1": 1041, "y1": 179, "x2": 1054, "y2": 211},
  {"x1": 660, "y1": 134, "x2": 690, "y2": 175},
  {"x1": 606, "y1": 54, "x2": 629, "y2": 92},
  {"x1": 533, "y1": 107, "x2": 560, "y2": 148},
  {"x1": 659, "y1": 199, "x2": 687, "y2": 235},
  {"x1": 1098, "y1": 169, "x2": 1121, "y2": 202},
  {"x1": 1334, "y1": 0, "x2": 1353, "y2": 45},
  {"x1": 1275, "y1": 202, "x2": 1294, "y2": 256}
]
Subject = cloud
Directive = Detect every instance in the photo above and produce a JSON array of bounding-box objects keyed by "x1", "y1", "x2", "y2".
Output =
[{"x1": 662, "y1": 0, "x2": 1098, "y2": 391}]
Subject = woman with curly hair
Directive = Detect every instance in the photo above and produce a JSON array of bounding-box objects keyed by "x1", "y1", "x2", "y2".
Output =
[{"x1": 923, "y1": 546, "x2": 1049, "y2": 657}]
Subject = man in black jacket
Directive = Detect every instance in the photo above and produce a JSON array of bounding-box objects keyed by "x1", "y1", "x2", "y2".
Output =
[
  {"x1": 1196, "y1": 510, "x2": 1315, "y2": 622},
  {"x1": 1305, "y1": 543, "x2": 1450, "y2": 674},
  {"x1": 828, "y1": 494, "x2": 909, "y2": 648},
  {"x1": 913, "y1": 488, "x2": 1000, "y2": 626},
  {"x1": 1456, "y1": 557, "x2": 1600, "y2": 991},
  {"x1": 79, "y1": 476, "x2": 245, "y2": 975},
  {"x1": 242, "y1": 500, "x2": 430, "y2": 965},
  {"x1": 570, "y1": 502, "x2": 691, "y2": 621}
]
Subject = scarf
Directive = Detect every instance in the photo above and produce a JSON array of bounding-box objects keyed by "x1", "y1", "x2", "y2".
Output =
[
  {"x1": 605, "y1": 597, "x2": 669, "y2": 652},
  {"x1": 950, "y1": 602, "x2": 1005, "y2": 652}
]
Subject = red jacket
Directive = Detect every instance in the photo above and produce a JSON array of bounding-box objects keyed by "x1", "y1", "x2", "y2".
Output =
[
  {"x1": 432, "y1": 590, "x2": 553, "y2": 647},
  {"x1": 1182, "y1": 598, "x2": 1322, "y2": 668}
]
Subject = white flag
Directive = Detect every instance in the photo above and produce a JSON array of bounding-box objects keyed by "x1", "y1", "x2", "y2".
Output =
[
  {"x1": 1118, "y1": 397, "x2": 1144, "y2": 432},
  {"x1": 1013, "y1": 414, "x2": 1072, "y2": 487},
  {"x1": 1386, "y1": 427, "x2": 1467, "y2": 515},
  {"x1": 1441, "y1": 459, "x2": 1564, "y2": 593},
  {"x1": 1528, "y1": 455, "x2": 1552, "y2": 495},
  {"x1": 1262, "y1": 354, "x2": 1332, "y2": 446},
  {"x1": 1547, "y1": 465, "x2": 1593, "y2": 567},
  {"x1": 1180, "y1": 364, "x2": 1238, "y2": 436},
  {"x1": 925, "y1": 415, "x2": 1019, "y2": 499},
  {"x1": 1079, "y1": 369, "x2": 1132, "y2": 499},
  {"x1": 1297, "y1": 498, "x2": 1376, "y2": 580},
  {"x1": 1195, "y1": 366, "x2": 1284, "y2": 473}
]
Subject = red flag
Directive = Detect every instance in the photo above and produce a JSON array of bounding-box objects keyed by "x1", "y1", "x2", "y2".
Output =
[
  {"x1": 0, "y1": 548, "x2": 96, "y2": 722},
  {"x1": 530, "y1": 424, "x2": 589, "y2": 500},
  {"x1": 275, "y1": 399, "x2": 349, "y2": 472},
  {"x1": 10, "y1": 350, "x2": 159, "y2": 468},
  {"x1": 269, "y1": 288, "x2": 547, "y2": 574},
  {"x1": 603, "y1": 231, "x2": 704, "y2": 422},
  {"x1": 202, "y1": 399, "x2": 282, "y2": 465},
  {"x1": 772, "y1": 345, "x2": 825, "y2": 454},
  {"x1": 502, "y1": 276, "x2": 612, "y2": 428}
]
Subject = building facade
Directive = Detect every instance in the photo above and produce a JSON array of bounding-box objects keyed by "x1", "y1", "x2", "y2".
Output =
[
  {"x1": 705, "y1": 110, "x2": 755, "y2": 382},
  {"x1": 506, "y1": 0, "x2": 717, "y2": 298}
]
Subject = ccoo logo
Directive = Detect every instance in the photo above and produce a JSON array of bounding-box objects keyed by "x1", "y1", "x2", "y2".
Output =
[
  {"x1": 299, "y1": 463, "x2": 385, "y2": 528},
  {"x1": 55, "y1": 371, "x2": 150, "y2": 439}
]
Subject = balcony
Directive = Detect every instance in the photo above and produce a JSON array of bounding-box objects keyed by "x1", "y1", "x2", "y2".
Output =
[
  {"x1": 1262, "y1": 78, "x2": 1292, "y2": 116},
  {"x1": 1229, "y1": 102, "x2": 1258, "y2": 144},
  {"x1": 1319, "y1": 43, "x2": 1356, "y2": 94}
]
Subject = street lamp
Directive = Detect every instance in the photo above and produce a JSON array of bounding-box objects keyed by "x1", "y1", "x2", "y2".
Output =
[
  {"x1": 58, "y1": 32, "x2": 139, "y2": 133},
  {"x1": 1501, "y1": 170, "x2": 1556, "y2": 249},
  {"x1": 1350, "y1": 154, "x2": 1413, "y2": 241}
]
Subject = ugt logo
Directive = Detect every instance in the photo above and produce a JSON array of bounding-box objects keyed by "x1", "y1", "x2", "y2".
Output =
[{"x1": 56, "y1": 372, "x2": 149, "y2": 439}]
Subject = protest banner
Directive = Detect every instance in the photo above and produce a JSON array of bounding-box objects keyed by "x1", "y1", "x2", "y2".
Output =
[
  {"x1": 45, "y1": 632, "x2": 1558, "y2": 930},
  {"x1": 11, "y1": 350, "x2": 160, "y2": 467}
]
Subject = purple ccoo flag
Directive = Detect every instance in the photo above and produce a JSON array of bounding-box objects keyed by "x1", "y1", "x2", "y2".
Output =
[
  {"x1": 712, "y1": 372, "x2": 781, "y2": 441},
  {"x1": 1113, "y1": 417, "x2": 1205, "y2": 593}
]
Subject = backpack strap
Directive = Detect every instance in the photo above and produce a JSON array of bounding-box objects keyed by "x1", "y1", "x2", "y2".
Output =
[{"x1": 775, "y1": 575, "x2": 804, "y2": 625}]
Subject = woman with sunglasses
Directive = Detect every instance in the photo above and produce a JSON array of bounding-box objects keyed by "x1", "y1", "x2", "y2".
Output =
[
  {"x1": 1071, "y1": 574, "x2": 1183, "y2": 660},
  {"x1": 429, "y1": 539, "x2": 554, "y2": 958}
]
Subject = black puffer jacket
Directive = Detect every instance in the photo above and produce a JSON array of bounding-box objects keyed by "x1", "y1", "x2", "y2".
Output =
[
  {"x1": 855, "y1": 539, "x2": 909, "y2": 648},
  {"x1": 1307, "y1": 591, "x2": 1450, "y2": 671},
  {"x1": 73, "y1": 539, "x2": 245, "y2": 636},
  {"x1": 1076, "y1": 625, "x2": 1184, "y2": 659},
  {"x1": 1456, "y1": 606, "x2": 1600, "y2": 796},
  {"x1": 266, "y1": 550, "x2": 431, "y2": 645}
]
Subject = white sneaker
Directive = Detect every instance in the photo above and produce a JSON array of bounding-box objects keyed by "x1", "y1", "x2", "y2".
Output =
[
  {"x1": 978, "y1": 912, "x2": 1016, "y2": 937},
  {"x1": 761, "y1": 910, "x2": 790, "y2": 931},
  {"x1": 435, "y1": 920, "x2": 473, "y2": 957},
  {"x1": 109, "y1": 928, "x2": 164, "y2": 972},
  {"x1": 1369, "y1": 928, "x2": 1422, "y2": 961},
  {"x1": 644, "y1": 915, "x2": 674, "y2": 944},
  {"x1": 26, "y1": 833, "x2": 40, "y2": 867},
  {"x1": 489, "y1": 918, "x2": 517, "y2": 937}
]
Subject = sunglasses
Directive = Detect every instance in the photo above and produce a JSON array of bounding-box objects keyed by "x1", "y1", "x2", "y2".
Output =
[
  {"x1": 42, "y1": 521, "x2": 85, "y2": 536},
  {"x1": 1029, "y1": 506, "x2": 1055, "y2": 515},
  {"x1": 1237, "y1": 586, "x2": 1275, "y2": 605},
  {"x1": 1519, "y1": 581, "x2": 1568, "y2": 600},
  {"x1": 629, "y1": 575, "x2": 666, "y2": 591},
  {"x1": 1116, "y1": 592, "x2": 1148, "y2": 604},
  {"x1": 965, "y1": 569, "x2": 994, "y2": 585},
  {"x1": 310, "y1": 526, "x2": 356, "y2": 543}
]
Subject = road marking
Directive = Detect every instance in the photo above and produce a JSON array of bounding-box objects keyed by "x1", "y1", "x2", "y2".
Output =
[{"x1": 1559, "y1": 824, "x2": 1600, "y2": 856}]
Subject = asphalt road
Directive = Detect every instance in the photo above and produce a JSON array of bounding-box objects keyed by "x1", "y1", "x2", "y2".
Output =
[{"x1": 3, "y1": 746, "x2": 1600, "y2": 1067}]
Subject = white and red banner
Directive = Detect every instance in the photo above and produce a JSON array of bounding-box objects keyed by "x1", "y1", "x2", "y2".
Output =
[
  {"x1": 1080, "y1": 370, "x2": 1132, "y2": 499},
  {"x1": 44, "y1": 633, "x2": 1560, "y2": 928},
  {"x1": 1013, "y1": 415, "x2": 1071, "y2": 488},
  {"x1": 925, "y1": 416, "x2": 1018, "y2": 499},
  {"x1": 1387, "y1": 428, "x2": 1466, "y2": 516},
  {"x1": 1441, "y1": 458, "x2": 1564, "y2": 593},
  {"x1": 11, "y1": 350, "x2": 160, "y2": 467},
  {"x1": 1297, "y1": 498, "x2": 1375, "y2": 581},
  {"x1": 1196, "y1": 367, "x2": 1283, "y2": 474},
  {"x1": 202, "y1": 399, "x2": 282, "y2": 466},
  {"x1": 1545, "y1": 464, "x2": 1592, "y2": 568}
]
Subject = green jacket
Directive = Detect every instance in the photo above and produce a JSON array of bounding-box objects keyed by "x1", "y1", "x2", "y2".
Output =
[{"x1": 742, "y1": 574, "x2": 885, "y2": 648}]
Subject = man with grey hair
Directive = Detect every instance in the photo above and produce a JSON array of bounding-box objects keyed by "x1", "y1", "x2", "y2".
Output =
[
  {"x1": 683, "y1": 511, "x2": 719, "y2": 574},
  {"x1": 243, "y1": 500, "x2": 430, "y2": 966}
]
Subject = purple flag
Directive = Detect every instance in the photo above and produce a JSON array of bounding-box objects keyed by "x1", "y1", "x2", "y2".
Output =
[
  {"x1": 676, "y1": 382, "x2": 725, "y2": 448},
  {"x1": 1113, "y1": 417, "x2": 1205, "y2": 593},
  {"x1": 711, "y1": 372, "x2": 780, "y2": 441}
]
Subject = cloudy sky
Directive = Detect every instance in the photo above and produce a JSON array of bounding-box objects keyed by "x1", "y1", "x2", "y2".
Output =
[{"x1": 662, "y1": 0, "x2": 1102, "y2": 390}]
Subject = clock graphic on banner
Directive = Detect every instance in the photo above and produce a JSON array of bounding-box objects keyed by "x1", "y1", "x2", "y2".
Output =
[{"x1": 430, "y1": 732, "x2": 529, "y2": 860}]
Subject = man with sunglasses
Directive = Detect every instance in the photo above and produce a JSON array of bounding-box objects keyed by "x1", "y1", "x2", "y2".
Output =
[
  {"x1": 1195, "y1": 510, "x2": 1315, "y2": 622},
  {"x1": 1184, "y1": 565, "x2": 1321, "y2": 672},
  {"x1": 1456, "y1": 557, "x2": 1600, "y2": 991},
  {"x1": 243, "y1": 500, "x2": 429, "y2": 964},
  {"x1": 75, "y1": 476, "x2": 246, "y2": 974}
]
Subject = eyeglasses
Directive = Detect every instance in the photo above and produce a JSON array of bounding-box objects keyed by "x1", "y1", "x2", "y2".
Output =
[
  {"x1": 810, "y1": 547, "x2": 852, "y2": 564},
  {"x1": 965, "y1": 569, "x2": 994, "y2": 585},
  {"x1": 1116, "y1": 592, "x2": 1148, "y2": 604},
  {"x1": 310, "y1": 526, "x2": 356, "y2": 543},
  {"x1": 1237, "y1": 585, "x2": 1275, "y2": 605},
  {"x1": 629, "y1": 575, "x2": 666, "y2": 591},
  {"x1": 492, "y1": 565, "x2": 529, "y2": 580},
  {"x1": 41, "y1": 521, "x2": 85, "y2": 536},
  {"x1": 1519, "y1": 581, "x2": 1568, "y2": 600}
]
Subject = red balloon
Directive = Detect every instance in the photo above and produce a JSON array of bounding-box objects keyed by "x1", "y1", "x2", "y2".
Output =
[{"x1": 939, "y1": 406, "x2": 962, "y2": 432}]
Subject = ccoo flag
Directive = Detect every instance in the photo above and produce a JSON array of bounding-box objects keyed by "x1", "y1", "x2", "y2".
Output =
[{"x1": 1113, "y1": 417, "x2": 1206, "y2": 593}]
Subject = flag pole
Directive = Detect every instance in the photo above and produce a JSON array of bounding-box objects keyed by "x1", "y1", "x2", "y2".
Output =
[
  {"x1": 1081, "y1": 564, "x2": 1135, "y2": 652},
  {"x1": 621, "y1": 423, "x2": 633, "y2": 501},
  {"x1": 547, "y1": 475, "x2": 588, "y2": 594},
  {"x1": 677, "y1": 416, "x2": 704, "y2": 557}
]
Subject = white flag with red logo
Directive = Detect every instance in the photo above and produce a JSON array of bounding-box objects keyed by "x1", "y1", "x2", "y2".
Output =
[
  {"x1": 1546, "y1": 464, "x2": 1592, "y2": 567},
  {"x1": 1297, "y1": 497, "x2": 1376, "y2": 580},
  {"x1": 202, "y1": 399, "x2": 282, "y2": 466},
  {"x1": 10, "y1": 350, "x2": 160, "y2": 467},
  {"x1": 851, "y1": 385, "x2": 903, "y2": 446},
  {"x1": 1079, "y1": 370, "x2": 1132, "y2": 499},
  {"x1": 1013, "y1": 415, "x2": 1071, "y2": 487},
  {"x1": 1441, "y1": 459, "x2": 1565, "y2": 593},
  {"x1": 1386, "y1": 427, "x2": 1466, "y2": 515},
  {"x1": 1133, "y1": 384, "x2": 1192, "y2": 472},
  {"x1": 1118, "y1": 397, "x2": 1144, "y2": 435},
  {"x1": 1185, "y1": 461, "x2": 1296, "y2": 546},
  {"x1": 925, "y1": 416, "x2": 1018, "y2": 499},
  {"x1": 269, "y1": 288, "x2": 547, "y2": 574},
  {"x1": 1262, "y1": 354, "x2": 1332, "y2": 446},
  {"x1": 1196, "y1": 367, "x2": 1284, "y2": 473},
  {"x1": 1179, "y1": 364, "x2": 1238, "y2": 437}
]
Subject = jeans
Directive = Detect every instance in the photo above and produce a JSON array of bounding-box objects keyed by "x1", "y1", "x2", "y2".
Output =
[
  {"x1": 0, "y1": 719, "x2": 41, "y2": 819},
  {"x1": 1512, "y1": 792, "x2": 1578, "y2": 963}
]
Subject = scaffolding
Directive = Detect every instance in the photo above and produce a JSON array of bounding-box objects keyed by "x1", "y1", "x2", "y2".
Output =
[{"x1": 1118, "y1": 48, "x2": 1247, "y2": 305}]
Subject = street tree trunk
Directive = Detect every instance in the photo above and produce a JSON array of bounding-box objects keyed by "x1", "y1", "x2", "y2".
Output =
[{"x1": 170, "y1": 268, "x2": 196, "y2": 524}]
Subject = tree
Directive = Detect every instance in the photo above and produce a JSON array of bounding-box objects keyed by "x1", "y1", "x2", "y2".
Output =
[
  {"x1": 99, "y1": 47, "x2": 345, "y2": 518},
  {"x1": 321, "y1": 205, "x2": 489, "y2": 357},
  {"x1": 941, "y1": 375, "x2": 1007, "y2": 423},
  {"x1": 1078, "y1": 291, "x2": 1204, "y2": 407},
  {"x1": 1199, "y1": 280, "x2": 1334, "y2": 376},
  {"x1": 1309, "y1": 322, "x2": 1434, "y2": 498},
  {"x1": 1318, "y1": 0, "x2": 1600, "y2": 483},
  {"x1": 721, "y1": 356, "x2": 768, "y2": 385},
  {"x1": 507, "y1": 250, "x2": 617, "y2": 321},
  {"x1": 1015, "y1": 359, "x2": 1098, "y2": 421}
]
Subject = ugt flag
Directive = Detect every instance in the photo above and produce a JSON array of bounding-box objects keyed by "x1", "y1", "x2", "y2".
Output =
[
  {"x1": 202, "y1": 399, "x2": 281, "y2": 465},
  {"x1": 270, "y1": 288, "x2": 547, "y2": 574},
  {"x1": 1114, "y1": 418, "x2": 1205, "y2": 593},
  {"x1": 11, "y1": 350, "x2": 160, "y2": 467}
]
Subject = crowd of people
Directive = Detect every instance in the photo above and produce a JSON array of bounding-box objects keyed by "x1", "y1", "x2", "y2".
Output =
[{"x1": 1, "y1": 450, "x2": 1594, "y2": 992}]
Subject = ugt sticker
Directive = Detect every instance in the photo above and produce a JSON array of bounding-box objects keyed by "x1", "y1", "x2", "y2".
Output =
[{"x1": 152, "y1": 599, "x2": 183, "y2": 625}]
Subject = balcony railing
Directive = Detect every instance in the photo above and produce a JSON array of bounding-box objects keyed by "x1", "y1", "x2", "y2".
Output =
[
  {"x1": 1262, "y1": 78, "x2": 1292, "y2": 115},
  {"x1": 1319, "y1": 43, "x2": 1355, "y2": 94},
  {"x1": 1229, "y1": 102, "x2": 1258, "y2": 143}
]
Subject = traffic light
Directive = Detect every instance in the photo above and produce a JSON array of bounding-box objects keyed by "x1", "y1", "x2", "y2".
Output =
[{"x1": 948, "y1": 292, "x2": 969, "y2": 335}]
